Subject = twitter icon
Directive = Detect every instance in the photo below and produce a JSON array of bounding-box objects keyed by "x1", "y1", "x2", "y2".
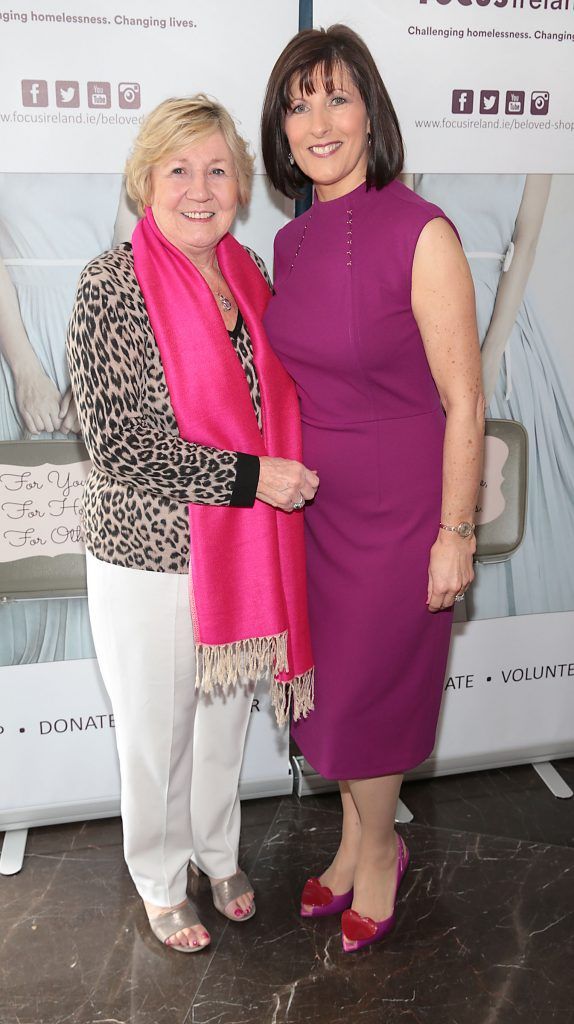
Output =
[
  {"x1": 480, "y1": 90, "x2": 499, "y2": 115},
  {"x1": 56, "y1": 81, "x2": 79, "y2": 107}
]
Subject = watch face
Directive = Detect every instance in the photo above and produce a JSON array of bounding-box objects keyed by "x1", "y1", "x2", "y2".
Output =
[{"x1": 458, "y1": 521, "x2": 474, "y2": 538}]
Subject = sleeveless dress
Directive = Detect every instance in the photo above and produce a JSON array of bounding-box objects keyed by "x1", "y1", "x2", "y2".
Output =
[
  {"x1": 414, "y1": 174, "x2": 574, "y2": 620},
  {"x1": 264, "y1": 180, "x2": 455, "y2": 780},
  {"x1": 0, "y1": 173, "x2": 122, "y2": 665}
]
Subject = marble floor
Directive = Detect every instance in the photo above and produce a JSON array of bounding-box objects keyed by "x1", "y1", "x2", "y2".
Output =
[{"x1": 2, "y1": 758, "x2": 573, "y2": 1024}]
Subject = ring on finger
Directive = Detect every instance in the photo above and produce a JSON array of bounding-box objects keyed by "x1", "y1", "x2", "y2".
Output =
[
  {"x1": 292, "y1": 492, "x2": 305, "y2": 511},
  {"x1": 455, "y1": 590, "x2": 465, "y2": 602}
]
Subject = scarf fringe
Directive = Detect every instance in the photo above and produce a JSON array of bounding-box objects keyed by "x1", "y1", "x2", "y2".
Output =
[
  {"x1": 196, "y1": 631, "x2": 289, "y2": 694},
  {"x1": 271, "y1": 668, "x2": 315, "y2": 727},
  {"x1": 195, "y1": 632, "x2": 314, "y2": 727}
]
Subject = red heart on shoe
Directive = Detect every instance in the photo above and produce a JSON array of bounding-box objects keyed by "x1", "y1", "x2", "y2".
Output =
[
  {"x1": 341, "y1": 909, "x2": 378, "y2": 941},
  {"x1": 301, "y1": 877, "x2": 334, "y2": 907}
]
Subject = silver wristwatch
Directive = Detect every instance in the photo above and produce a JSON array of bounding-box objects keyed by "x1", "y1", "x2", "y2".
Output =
[{"x1": 439, "y1": 521, "x2": 475, "y2": 539}]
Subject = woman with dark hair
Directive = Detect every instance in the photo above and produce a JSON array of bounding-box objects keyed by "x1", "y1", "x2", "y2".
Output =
[{"x1": 262, "y1": 25, "x2": 484, "y2": 952}]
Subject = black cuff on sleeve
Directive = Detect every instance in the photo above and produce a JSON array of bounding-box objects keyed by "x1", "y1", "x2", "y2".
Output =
[{"x1": 230, "y1": 453, "x2": 260, "y2": 508}]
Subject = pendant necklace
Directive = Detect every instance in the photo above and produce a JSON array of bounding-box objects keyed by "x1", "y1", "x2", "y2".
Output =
[{"x1": 213, "y1": 259, "x2": 233, "y2": 311}]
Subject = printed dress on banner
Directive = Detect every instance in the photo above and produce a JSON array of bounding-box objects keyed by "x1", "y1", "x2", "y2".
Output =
[{"x1": 0, "y1": 172, "x2": 123, "y2": 665}]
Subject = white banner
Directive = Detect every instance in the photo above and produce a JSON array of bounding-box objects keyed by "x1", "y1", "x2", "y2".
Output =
[
  {"x1": 0, "y1": 0, "x2": 299, "y2": 173},
  {"x1": 314, "y1": 0, "x2": 574, "y2": 171},
  {"x1": 0, "y1": 660, "x2": 120, "y2": 826},
  {"x1": 424, "y1": 611, "x2": 574, "y2": 774},
  {"x1": 0, "y1": 660, "x2": 290, "y2": 831}
]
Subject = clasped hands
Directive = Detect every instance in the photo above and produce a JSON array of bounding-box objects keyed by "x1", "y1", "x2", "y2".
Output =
[
  {"x1": 15, "y1": 366, "x2": 80, "y2": 435},
  {"x1": 256, "y1": 456, "x2": 319, "y2": 513}
]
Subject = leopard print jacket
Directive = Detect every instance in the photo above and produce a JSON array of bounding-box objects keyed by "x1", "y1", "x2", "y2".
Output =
[{"x1": 66, "y1": 242, "x2": 269, "y2": 574}]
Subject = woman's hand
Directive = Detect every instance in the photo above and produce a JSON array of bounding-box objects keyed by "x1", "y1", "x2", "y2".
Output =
[
  {"x1": 58, "y1": 387, "x2": 81, "y2": 435},
  {"x1": 427, "y1": 532, "x2": 475, "y2": 612},
  {"x1": 14, "y1": 365, "x2": 63, "y2": 434},
  {"x1": 256, "y1": 456, "x2": 319, "y2": 512}
]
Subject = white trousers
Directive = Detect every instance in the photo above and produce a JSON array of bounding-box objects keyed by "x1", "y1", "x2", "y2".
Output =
[{"x1": 86, "y1": 552, "x2": 255, "y2": 906}]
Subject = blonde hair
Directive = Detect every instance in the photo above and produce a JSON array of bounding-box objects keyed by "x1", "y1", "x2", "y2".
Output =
[{"x1": 125, "y1": 94, "x2": 255, "y2": 215}]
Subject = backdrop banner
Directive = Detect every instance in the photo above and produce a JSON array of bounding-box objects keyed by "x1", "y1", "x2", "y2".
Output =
[
  {"x1": 313, "y1": 0, "x2": 574, "y2": 172},
  {"x1": 0, "y1": 0, "x2": 298, "y2": 837},
  {"x1": 2, "y1": 0, "x2": 573, "y2": 840},
  {"x1": 0, "y1": 0, "x2": 300, "y2": 173},
  {"x1": 423, "y1": 611, "x2": 574, "y2": 776},
  {"x1": 0, "y1": 662, "x2": 290, "y2": 834}
]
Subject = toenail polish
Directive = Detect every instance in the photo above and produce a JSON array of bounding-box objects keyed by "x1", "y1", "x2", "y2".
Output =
[
  {"x1": 192, "y1": 940, "x2": 198, "y2": 947},
  {"x1": 202, "y1": 932, "x2": 210, "y2": 940},
  {"x1": 235, "y1": 908, "x2": 244, "y2": 917}
]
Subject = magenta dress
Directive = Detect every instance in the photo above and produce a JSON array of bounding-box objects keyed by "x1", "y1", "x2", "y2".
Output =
[{"x1": 263, "y1": 180, "x2": 455, "y2": 780}]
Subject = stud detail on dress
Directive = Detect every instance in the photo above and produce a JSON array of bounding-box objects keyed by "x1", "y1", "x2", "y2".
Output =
[
  {"x1": 290, "y1": 215, "x2": 311, "y2": 273},
  {"x1": 346, "y1": 209, "x2": 353, "y2": 268}
]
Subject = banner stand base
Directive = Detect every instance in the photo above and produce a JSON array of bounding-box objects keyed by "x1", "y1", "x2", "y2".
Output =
[
  {"x1": 532, "y1": 762, "x2": 573, "y2": 799},
  {"x1": 291, "y1": 756, "x2": 414, "y2": 822},
  {"x1": 292, "y1": 755, "x2": 337, "y2": 797},
  {"x1": 0, "y1": 828, "x2": 28, "y2": 876},
  {"x1": 396, "y1": 798, "x2": 414, "y2": 824}
]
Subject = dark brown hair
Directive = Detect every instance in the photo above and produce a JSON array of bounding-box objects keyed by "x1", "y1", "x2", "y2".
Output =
[{"x1": 261, "y1": 24, "x2": 404, "y2": 199}]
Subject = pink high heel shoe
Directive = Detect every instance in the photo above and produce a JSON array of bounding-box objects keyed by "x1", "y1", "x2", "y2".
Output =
[
  {"x1": 300, "y1": 876, "x2": 354, "y2": 918},
  {"x1": 341, "y1": 834, "x2": 410, "y2": 952}
]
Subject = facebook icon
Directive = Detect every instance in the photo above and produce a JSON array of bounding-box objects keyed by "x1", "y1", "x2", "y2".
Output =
[
  {"x1": 22, "y1": 80, "x2": 48, "y2": 107},
  {"x1": 452, "y1": 89, "x2": 474, "y2": 114}
]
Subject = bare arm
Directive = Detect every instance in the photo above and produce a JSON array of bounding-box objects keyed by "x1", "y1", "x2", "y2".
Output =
[
  {"x1": 412, "y1": 218, "x2": 485, "y2": 612},
  {"x1": 481, "y1": 174, "x2": 551, "y2": 403},
  {"x1": 112, "y1": 179, "x2": 139, "y2": 246},
  {"x1": 0, "y1": 258, "x2": 63, "y2": 433}
]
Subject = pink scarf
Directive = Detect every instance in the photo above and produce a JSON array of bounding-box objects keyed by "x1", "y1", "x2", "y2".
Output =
[{"x1": 132, "y1": 209, "x2": 314, "y2": 722}]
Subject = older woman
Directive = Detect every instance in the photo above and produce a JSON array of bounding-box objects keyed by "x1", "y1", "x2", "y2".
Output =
[
  {"x1": 261, "y1": 26, "x2": 484, "y2": 952},
  {"x1": 66, "y1": 95, "x2": 318, "y2": 953}
]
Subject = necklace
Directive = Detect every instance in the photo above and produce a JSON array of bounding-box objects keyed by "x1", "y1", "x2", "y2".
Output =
[{"x1": 214, "y1": 260, "x2": 233, "y2": 311}]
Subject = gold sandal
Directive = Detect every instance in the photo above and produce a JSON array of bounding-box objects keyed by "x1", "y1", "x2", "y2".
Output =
[
  {"x1": 147, "y1": 899, "x2": 210, "y2": 953},
  {"x1": 211, "y1": 869, "x2": 256, "y2": 922}
]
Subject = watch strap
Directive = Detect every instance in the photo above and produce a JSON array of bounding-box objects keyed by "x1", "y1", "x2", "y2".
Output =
[{"x1": 439, "y1": 521, "x2": 475, "y2": 538}]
